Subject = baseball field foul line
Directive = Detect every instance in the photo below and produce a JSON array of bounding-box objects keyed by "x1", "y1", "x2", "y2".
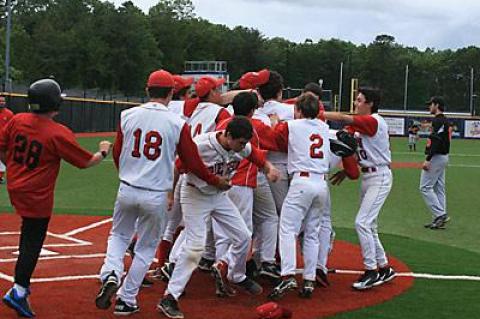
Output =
[{"x1": 63, "y1": 217, "x2": 113, "y2": 236}]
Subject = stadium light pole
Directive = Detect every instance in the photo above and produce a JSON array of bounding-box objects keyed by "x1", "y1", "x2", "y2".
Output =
[
  {"x1": 403, "y1": 64, "x2": 409, "y2": 112},
  {"x1": 469, "y1": 67, "x2": 474, "y2": 116},
  {"x1": 4, "y1": 0, "x2": 13, "y2": 92},
  {"x1": 338, "y1": 62, "x2": 343, "y2": 112}
]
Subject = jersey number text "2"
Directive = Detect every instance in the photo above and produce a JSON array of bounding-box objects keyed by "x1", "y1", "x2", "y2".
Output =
[
  {"x1": 309, "y1": 134, "x2": 324, "y2": 159},
  {"x1": 131, "y1": 129, "x2": 163, "y2": 161}
]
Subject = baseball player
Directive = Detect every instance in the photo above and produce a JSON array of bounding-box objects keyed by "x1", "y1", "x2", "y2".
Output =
[
  {"x1": 214, "y1": 92, "x2": 281, "y2": 283},
  {"x1": 0, "y1": 96, "x2": 14, "y2": 184},
  {"x1": 95, "y1": 70, "x2": 229, "y2": 315},
  {"x1": 0, "y1": 78, "x2": 112, "y2": 318},
  {"x1": 168, "y1": 75, "x2": 195, "y2": 116},
  {"x1": 420, "y1": 96, "x2": 451, "y2": 229},
  {"x1": 158, "y1": 116, "x2": 280, "y2": 319},
  {"x1": 253, "y1": 70, "x2": 293, "y2": 215},
  {"x1": 407, "y1": 123, "x2": 419, "y2": 152},
  {"x1": 155, "y1": 76, "x2": 232, "y2": 275},
  {"x1": 323, "y1": 87, "x2": 396, "y2": 290},
  {"x1": 316, "y1": 130, "x2": 360, "y2": 287},
  {"x1": 266, "y1": 93, "x2": 331, "y2": 300}
]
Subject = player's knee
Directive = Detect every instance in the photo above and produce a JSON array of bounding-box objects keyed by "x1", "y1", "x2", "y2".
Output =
[
  {"x1": 186, "y1": 245, "x2": 204, "y2": 264},
  {"x1": 355, "y1": 219, "x2": 368, "y2": 231}
]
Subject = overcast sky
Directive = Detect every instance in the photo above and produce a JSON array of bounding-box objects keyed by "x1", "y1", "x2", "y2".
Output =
[{"x1": 112, "y1": 0, "x2": 480, "y2": 50}]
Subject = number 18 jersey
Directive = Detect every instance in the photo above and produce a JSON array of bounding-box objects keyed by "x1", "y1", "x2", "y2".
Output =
[{"x1": 117, "y1": 102, "x2": 185, "y2": 191}]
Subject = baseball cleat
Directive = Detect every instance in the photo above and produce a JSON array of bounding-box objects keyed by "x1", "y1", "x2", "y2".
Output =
[
  {"x1": 160, "y1": 262, "x2": 175, "y2": 283},
  {"x1": 95, "y1": 271, "x2": 119, "y2": 309},
  {"x1": 259, "y1": 262, "x2": 281, "y2": 279},
  {"x1": 157, "y1": 294, "x2": 184, "y2": 319},
  {"x1": 374, "y1": 266, "x2": 396, "y2": 286},
  {"x1": 113, "y1": 298, "x2": 139, "y2": 316},
  {"x1": 3, "y1": 287, "x2": 36, "y2": 318},
  {"x1": 211, "y1": 261, "x2": 236, "y2": 297},
  {"x1": 352, "y1": 270, "x2": 379, "y2": 290},
  {"x1": 315, "y1": 269, "x2": 330, "y2": 288},
  {"x1": 197, "y1": 257, "x2": 214, "y2": 272},
  {"x1": 298, "y1": 280, "x2": 315, "y2": 298},
  {"x1": 234, "y1": 277, "x2": 263, "y2": 295},
  {"x1": 267, "y1": 276, "x2": 297, "y2": 300}
]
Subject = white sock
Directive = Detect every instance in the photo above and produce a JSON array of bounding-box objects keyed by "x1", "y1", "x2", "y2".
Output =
[{"x1": 13, "y1": 284, "x2": 27, "y2": 298}]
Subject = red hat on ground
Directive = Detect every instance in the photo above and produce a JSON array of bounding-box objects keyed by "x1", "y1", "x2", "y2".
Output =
[
  {"x1": 147, "y1": 69, "x2": 174, "y2": 88},
  {"x1": 239, "y1": 69, "x2": 270, "y2": 89},
  {"x1": 195, "y1": 76, "x2": 225, "y2": 97},
  {"x1": 256, "y1": 302, "x2": 292, "y2": 319},
  {"x1": 173, "y1": 75, "x2": 194, "y2": 94}
]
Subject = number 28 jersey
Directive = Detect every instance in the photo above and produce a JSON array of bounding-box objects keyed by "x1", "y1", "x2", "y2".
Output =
[{"x1": 0, "y1": 113, "x2": 93, "y2": 217}]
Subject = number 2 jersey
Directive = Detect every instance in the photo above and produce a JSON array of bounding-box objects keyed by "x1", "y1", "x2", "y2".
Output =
[{"x1": 0, "y1": 113, "x2": 94, "y2": 218}]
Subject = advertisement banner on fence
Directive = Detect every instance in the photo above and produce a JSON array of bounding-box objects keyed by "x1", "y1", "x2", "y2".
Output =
[
  {"x1": 464, "y1": 120, "x2": 480, "y2": 138},
  {"x1": 384, "y1": 117, "x2": 405, "y2": 136}
]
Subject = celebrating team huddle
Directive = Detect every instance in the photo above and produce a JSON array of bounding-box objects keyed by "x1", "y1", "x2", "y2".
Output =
[{"x1": 0, "y1": 68, "x2": 397, "y2": 319}]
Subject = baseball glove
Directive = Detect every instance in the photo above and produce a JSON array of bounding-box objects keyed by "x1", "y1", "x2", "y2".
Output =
[{"x1": 330, "y1": 130, "x2": 357, "y2": 157}]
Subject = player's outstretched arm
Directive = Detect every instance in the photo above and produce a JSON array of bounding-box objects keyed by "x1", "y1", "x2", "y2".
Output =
[
  {"x1": 85, "y1": 141, "x2": 113, "y2": 168},
  {"x1": 264, "y1": 161, "x2": 281, "y2": 183}
]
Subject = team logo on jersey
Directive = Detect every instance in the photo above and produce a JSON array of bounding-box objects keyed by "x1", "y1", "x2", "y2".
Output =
[{"x1": 208, "y1": 161, "x2": 240, "y2": 176}]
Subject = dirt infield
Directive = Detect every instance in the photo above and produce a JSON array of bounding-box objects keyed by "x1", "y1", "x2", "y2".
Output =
[{"x1": 0, "y1": 214, "x2": 413, "y2": 319}]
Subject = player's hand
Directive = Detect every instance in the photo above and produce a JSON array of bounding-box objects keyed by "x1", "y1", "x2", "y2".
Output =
[
  {"x1": 99, "y1": 140, "x2": 112, "y2": 154},
  {"x1": 167, "y1": 191, "x2": 174, "y2": 211},
  {"x1": 216, "y1": 176, "x2": 232, "y2": 191},
  {"x1": 422, "y1": 160, "x2": 431, "y2": 171},
  {"x1": 329, "y1": 170, "x2": 347, "y2": 186},
  {"x1": 264, "y1": 161, "x2": 281, "y2": 183}
]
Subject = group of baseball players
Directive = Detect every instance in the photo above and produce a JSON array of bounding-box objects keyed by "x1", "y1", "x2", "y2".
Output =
[
  {"x1": 85, "y1": 68, "x2": 399, "y2": 319},
  {"x1": 5, "y1": 66, "x2": 452, "y2": 318}
]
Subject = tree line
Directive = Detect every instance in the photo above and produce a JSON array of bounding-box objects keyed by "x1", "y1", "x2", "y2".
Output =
[{"x1": 1, "y1": 0, "x2": 480, "y2": 111}]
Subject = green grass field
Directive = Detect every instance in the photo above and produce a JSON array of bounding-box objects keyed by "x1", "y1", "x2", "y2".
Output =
[{"x1": 1, "y1": 136, "x2": 479, "y2": 318}]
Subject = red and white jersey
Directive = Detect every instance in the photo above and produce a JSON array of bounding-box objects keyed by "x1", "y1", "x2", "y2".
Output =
[
  {"x1": 350, "y1": 113, "x2": 391, "y2": 168},
  {"x1": 253, "y1": 100, "x2": 293, "y2": 164},
  {"x1": 117, "y1": 102, "x2": 185, "y2": 191},
  {"x1": 168, "y1": 100, "x2": 187, "y2": 120},
  {"x1": 274, "y1": 119, "x2": 330, "y2": 175},
  {"x1": 184, "y1": 132, "x2": 266, "y2": 194},
  {"x1": 187, "y1": 102, "x2": 230, "y2": 137}
]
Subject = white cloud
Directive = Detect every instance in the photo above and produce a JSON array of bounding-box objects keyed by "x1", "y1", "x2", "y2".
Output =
[{"x1": 111, "y1": 0, "x2": 480, "y2": 49}]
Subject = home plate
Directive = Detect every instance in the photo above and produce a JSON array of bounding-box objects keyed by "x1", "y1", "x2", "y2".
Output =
[{"x1": 12, "y1": 249, "x2": 59, "y2": 256}]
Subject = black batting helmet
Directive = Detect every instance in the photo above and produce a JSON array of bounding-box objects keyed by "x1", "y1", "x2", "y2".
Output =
[{"x1": 28, "y1": 78, "x2": 63, "y2": 113}]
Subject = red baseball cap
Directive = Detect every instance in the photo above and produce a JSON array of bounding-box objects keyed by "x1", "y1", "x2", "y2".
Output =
[
  {"x1": 239, "y1": 69, "x2": 270, "y2": 89},
  {"x1": 147, "y1": 69, "x2": 174, "y2": 88},
  {"x1": 195, "y1": 76, "x2": 225, "y2": 97},
  {"x1": 173, "y1": 75, "x2": 194, "y2": 94}
]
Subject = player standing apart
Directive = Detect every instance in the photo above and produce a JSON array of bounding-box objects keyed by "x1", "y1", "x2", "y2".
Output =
[
  {"x1": 95, "y1": 70, "x2": 228, "y2": 315},
  {"x1": 0, "y1": 79, "x2": 112, "y2": 318},
  {"x1": 324, "y1": 87, "x2": 396, "y2": 290},
  {"x1": 420, "y1": 96, "x2": 451, "y2": 229}
]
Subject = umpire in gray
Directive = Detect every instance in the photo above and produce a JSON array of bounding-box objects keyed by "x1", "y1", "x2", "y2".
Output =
[{"x1": 420, "y1": 96, "x2": 451, "y2": 229}]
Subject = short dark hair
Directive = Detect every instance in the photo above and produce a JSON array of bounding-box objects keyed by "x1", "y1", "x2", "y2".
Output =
[
  {"x1": 226, "y1": 116, "x2": 253, "y2": 140},
  {"x1": 358, "y1": 87, "x2": 381, "y2": 113},
  {"x1": 303, "y1": 82, "x2": 322, "y2": 98},
  {"x1": 425, "y1": 96, "x2": 445, "y2": 111},
  {"x1": 258, "y1": 70, "x2": 283, "y2": 101},
  {"x1": 173, "y1": 87, "x2": 190, "y2": 100},
  {"x1": 148, "y1": 87, "x2": 173, "y2": 99},
  {"x1": 232, "y1": 92, "x2": 258, "y2": 116},
  {"x1": 295, "y1": 93, "x2": 319, "y2": 119}
]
